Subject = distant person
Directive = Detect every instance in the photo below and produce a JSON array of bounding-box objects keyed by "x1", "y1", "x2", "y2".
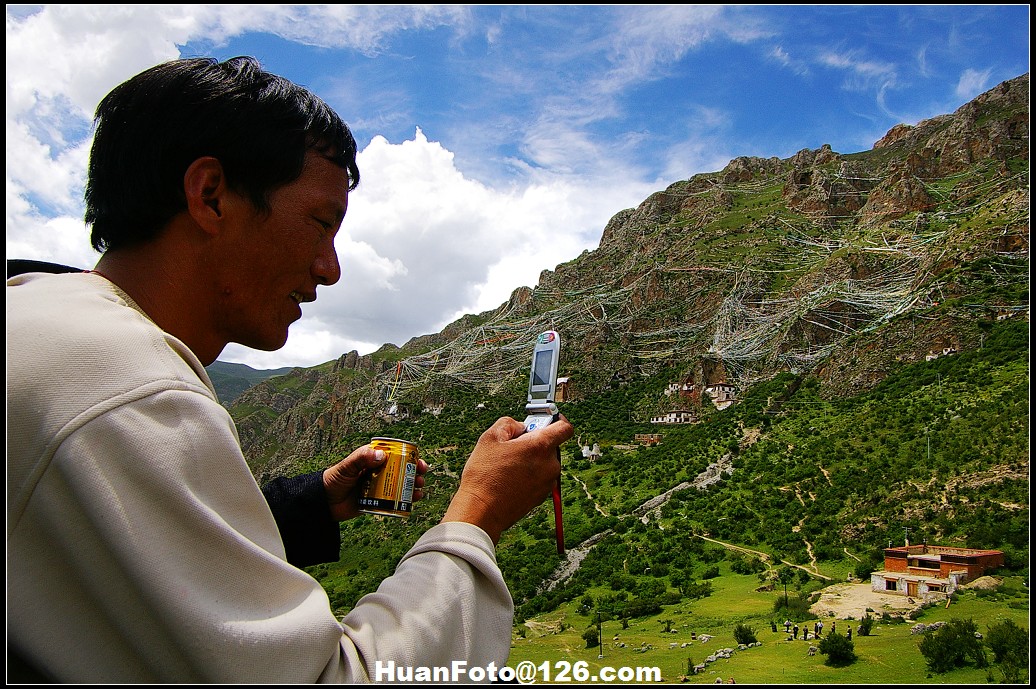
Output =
[{"x1": 7, "y1": 55, "x2": 572, "y2": 683}]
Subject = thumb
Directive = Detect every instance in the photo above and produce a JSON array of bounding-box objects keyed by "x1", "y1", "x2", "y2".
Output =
[{"x1": 327, "y1": 446, "x2": 385, "y2": 486}]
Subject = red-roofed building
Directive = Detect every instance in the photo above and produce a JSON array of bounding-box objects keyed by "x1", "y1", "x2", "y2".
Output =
[{"x1": 871, "y1": 542, "x2": 1004, "y2": 598}]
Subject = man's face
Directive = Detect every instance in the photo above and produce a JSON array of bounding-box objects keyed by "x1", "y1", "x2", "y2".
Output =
[{"x1": 214, "y1": 150, "x2": 349, "y2": 353}]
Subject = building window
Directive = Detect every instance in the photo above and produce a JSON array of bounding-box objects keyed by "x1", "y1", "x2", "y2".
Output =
[{"x1": 885, "y1": 579, "x2": 898, "y2": 591}]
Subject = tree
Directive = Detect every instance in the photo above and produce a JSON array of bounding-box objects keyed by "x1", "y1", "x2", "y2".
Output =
[
  {"x1": 918, "y1": 618, "x2": 988, "y2": 673},
  {"x1": 853, "y1": 553, "x2": 881, "y2": 581},
  {"x1": 985, "y1": 619, "x2": 1028, "y2": 683},
  {"x1": 777, "y1": 566, "x2": 795, "y2": 607},
  {"x1": 818, "y1": 631, "x2": 857, "y2": 667},
  {"x1": 582, "y1": 626, "x2": 599, "y2": 649}
]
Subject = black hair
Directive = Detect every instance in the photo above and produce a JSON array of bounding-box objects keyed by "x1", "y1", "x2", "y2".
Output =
[{"x1": 85, "y1": 56, "x2": 360, "y2": 252}]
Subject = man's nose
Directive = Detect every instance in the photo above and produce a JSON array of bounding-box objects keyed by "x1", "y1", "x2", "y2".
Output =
[{"x1": 314, "y1": 243, "x2": 341, "y2": 286}]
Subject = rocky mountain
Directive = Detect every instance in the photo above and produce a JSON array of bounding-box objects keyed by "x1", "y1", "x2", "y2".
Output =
[
  {"x1": 231, "y1": 73, "x2": 1028, "y2": 485},
  {"x1": 204, "y1": 360, "x2": 296, "y2": 407}
]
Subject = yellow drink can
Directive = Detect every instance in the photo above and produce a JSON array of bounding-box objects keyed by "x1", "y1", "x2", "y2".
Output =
[{"x1": 358, "y1": 437, "x2": 419, "y2": 518}]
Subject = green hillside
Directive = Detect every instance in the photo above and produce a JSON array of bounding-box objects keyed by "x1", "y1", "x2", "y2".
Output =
[{"x1": 205, "y1": 360, "x2": 295, "y2": 406}]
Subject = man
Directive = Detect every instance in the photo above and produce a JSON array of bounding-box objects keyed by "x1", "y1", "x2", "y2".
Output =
[{"x1": 7, "y1": 56, "x2": 572, "y2": 683}]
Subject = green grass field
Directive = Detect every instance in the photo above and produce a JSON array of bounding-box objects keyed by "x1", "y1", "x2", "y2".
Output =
[{"x1": 508, "y1": 569, "x2": 1029, "y2": 684}]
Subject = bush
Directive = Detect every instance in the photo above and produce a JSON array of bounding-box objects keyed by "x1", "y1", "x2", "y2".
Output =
[
  {"x1": 818, "y1": 632, "x2": 857, "y2": 667},
  {"x1": 730, "y1": 555, "x2": 766, "y2": 575},
  {"x1": 985, "y1": 619, "x2": 1029, "y2": 683},
  {"x1": 620, "y1": 597, "x2": 662, "y2": 619},
  {"x1": 858, "y1": 614, "x2": 875, "y2": 636},
  {"x1": 681, "y1": 580, "x2": 713, "y2": 600},
  {"x1": 732, "y1": 623, "x2": 757, "y2": 645},
  {"x1": 582, "y1": 626, "x2": 600, "y2": 649},
  {"x1": 772, "y1": 591, "x2": 811, "y2": 620},
  {"x1": 918, "y1": 618, "x2": 988, "y2": 673}
]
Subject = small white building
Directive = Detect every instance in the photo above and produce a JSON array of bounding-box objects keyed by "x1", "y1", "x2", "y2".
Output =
[
  {"x1": 581, "y1": 443, "x2": 602, "y2": 460},
  {"x1": 705, "y1": 383, "x2": 736, "y2": 410},
  {"x1": 664, "y1": 382, "x2": 694, "y2": 397},
  {"x1": 650, "y1": 410, "x2": 697, "y2": 424},
  {"x1": 925, "y1": 347, "x2": 957, "y2": 361}
]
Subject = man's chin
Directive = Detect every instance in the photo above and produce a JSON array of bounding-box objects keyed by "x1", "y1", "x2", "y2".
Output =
[{"x1": 239, "y1": 333, "x2": 290, "y2": 354}]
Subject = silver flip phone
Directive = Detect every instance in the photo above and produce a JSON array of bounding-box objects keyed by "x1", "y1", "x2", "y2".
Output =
[{"x1": 523, "y1": 330, "x2": 561, "y2": 432}]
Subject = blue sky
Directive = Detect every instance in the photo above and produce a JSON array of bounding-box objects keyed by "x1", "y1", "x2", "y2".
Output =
[{"x1": 6, "y1": 5, "x2": 1030, "y2": 369}]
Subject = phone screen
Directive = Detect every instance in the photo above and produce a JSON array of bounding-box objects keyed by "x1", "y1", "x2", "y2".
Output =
[{"x1": 532, "y1": 349, "x2": 554, "y2": 389}]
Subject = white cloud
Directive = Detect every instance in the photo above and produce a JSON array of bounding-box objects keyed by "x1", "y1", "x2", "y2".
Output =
[
  {"x1": 955, "y1": 68, "x2": 992, "y2": 101},
  {"x1": 5, "y1": 4, "x2": 650, "y2": 371},
  {"x1": 217, "y1": 127, "x2": 647, "y2": 369},
  {"x1": 301, "y1": 131, "x2": 617, "y2": 345}
]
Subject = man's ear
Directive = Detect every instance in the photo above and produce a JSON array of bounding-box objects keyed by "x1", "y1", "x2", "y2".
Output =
[{"x1": 184, "y1": 157, "x2": 228, "y2": 235}]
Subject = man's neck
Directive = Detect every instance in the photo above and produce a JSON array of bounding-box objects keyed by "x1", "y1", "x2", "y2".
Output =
[{"x1": 94, "y1": 246, "x2": 223, "y2": 365}]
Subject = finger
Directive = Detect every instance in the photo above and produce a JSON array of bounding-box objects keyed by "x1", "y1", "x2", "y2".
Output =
[
  {"x1": 516, "y1": 416, "x2": 573, "y2": 451},
  {"x1": 486, "y1": 416, "x2": 526, "y2": 441},
  {"x1": 544, "y1": 415, "x2": 574, "y2": 445},
  {"x1": 326, "y1": 446, "x2": 384, "y2": 487},
  {"x1": 347, "y1": 447, "x2": 385, "y2": 477}
]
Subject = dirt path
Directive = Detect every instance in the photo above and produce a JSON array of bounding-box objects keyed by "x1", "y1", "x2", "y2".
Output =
[
  {"x1": 699, "y1": 534, "x2": 833, "y2": 582},
  {"x1": 537, "y1": 531, "x2": 611, "y2": 593},
  {"x1": 569, "y1": 472, "x2": 608, "y2": 516}
]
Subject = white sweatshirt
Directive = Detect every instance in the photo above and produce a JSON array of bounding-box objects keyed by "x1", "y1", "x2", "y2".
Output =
[{"x1": 6, "y1": 272, "x2": 513, "y2": 683}]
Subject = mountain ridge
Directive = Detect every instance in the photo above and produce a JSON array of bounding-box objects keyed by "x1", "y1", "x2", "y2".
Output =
[
  {"x1": 230, "y1": 72, "x2": 1028, "y2": 484},
  {"x1": 205, "y1": 360, "x2": 296, "y2": 407}
]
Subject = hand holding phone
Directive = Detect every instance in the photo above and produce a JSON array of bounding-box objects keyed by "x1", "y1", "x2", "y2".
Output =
[{"x1": 522, "y1": 330, "x2": 565, "y2": 554}]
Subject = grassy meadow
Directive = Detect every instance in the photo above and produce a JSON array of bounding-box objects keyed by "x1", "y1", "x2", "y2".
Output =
[{"x1": 508, "y1": 562, "x2": 1029, "y2": 684}]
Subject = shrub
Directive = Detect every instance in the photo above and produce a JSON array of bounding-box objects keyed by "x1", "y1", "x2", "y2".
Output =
[
  {"x1": 918, "y1": 618, "x2": 988, "y2": 673},
  {"x1": 773, "y1": 591, "x2": 811, "y2": 620},
  {"x1": 621, "y1": 597, "x2": 662, "y2": 619},
  {"x1": 730, "y1": 555, "x2": 766, "y2": 575},
  {"x1": 732, "y1": 623, "x2": 757, "y2": 645},
  {"x1": 582, "y1": 626, "x2": 600, "y2": 649},
  {"x1": 858, "y1": 614, "x2": 875, "y2": 636},
  {"x1": 985, "y1": 619, "x2": 1029, "y2": 683},
  {"x1": 818, "y1": 632, "x2": 857, "y2": 667},
  {"x1": 681, "y1": 580, "x2": 713, "y2": 600}
]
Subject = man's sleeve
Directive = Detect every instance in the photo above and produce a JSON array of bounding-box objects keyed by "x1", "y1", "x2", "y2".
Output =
[{"x1": 262, "y1": 471, "x2": 342, "y2": 568}]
